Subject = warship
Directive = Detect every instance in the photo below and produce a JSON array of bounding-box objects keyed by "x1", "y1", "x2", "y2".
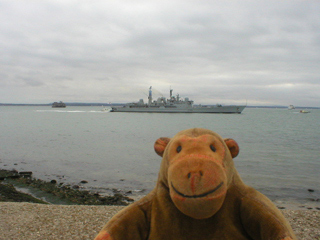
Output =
[{"x1": 110, "y1": 87, "x2": 245, "y2": 114}]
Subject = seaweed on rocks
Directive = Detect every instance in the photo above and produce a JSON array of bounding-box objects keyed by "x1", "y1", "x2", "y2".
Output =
[
  {"x1": 0, "y1": 182, "x2": 47, "y2": 203},
  {"x1": 0, "y1": 169, "x2": 20, "y2": 180},
  {"x1": 0, "y1": 169, "x2": 133, "y2": 205}
]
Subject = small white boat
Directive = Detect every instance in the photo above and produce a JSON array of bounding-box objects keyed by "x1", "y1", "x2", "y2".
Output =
[{"x1": 300, "y1": 110, "x2": 310, "y2": 113}]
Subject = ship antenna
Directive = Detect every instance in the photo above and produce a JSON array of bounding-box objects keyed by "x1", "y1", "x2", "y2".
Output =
[{"x1": 148, "y1": 86, "x2": 152, "y2": 106}]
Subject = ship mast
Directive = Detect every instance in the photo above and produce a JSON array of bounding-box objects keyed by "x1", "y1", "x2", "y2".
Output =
[{"x1": 148, "y1": 86, "x2": 152, "y2": 106}]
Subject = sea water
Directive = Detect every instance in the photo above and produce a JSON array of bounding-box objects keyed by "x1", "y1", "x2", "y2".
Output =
[{"x1": 0, "y1": 106, "x2": 319, "y2": 206}]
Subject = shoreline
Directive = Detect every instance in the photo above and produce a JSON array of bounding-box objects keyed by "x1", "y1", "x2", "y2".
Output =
[
  {"x1": 0, "y1": 169, "x2": 133, "y2": 205},
  {"x1": 0, "y1": 202, "x2": 319, "y2": 239},
  {"x1": 1, "y1": 169, "x2": 320, "y2": 211},
  {"x1": 1, "y1": 169, "x2": 320, "y2": 239}
]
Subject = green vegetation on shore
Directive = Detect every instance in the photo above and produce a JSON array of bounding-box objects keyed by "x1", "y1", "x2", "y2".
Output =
[
  {"x1": 0, "y1": 182, "x2": 48, "y2": 203},
  {"x1": 0, "y1": 169, "x2": 133, "y2": 205}
]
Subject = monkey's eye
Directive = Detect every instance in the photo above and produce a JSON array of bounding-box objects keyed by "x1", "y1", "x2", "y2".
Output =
[
  {"x1": 176, "y1": 146, "x2": 182, "y2": 153},
  {"x1": 210, "y1": 144, "x2": 216, "y2": 152}
]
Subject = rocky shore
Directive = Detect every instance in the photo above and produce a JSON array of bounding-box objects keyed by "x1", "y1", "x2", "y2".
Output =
[
  {"x1": 0, "y1": 169, "x2": 133, "y2": 205},
  {"x1": 1, "y1": 169, "x2": 319, "y2": 239}
]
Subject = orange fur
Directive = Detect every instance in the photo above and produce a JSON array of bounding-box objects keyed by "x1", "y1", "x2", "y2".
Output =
[{"x1": 94, "y1": 231, "x2": 112, "y2": 240}]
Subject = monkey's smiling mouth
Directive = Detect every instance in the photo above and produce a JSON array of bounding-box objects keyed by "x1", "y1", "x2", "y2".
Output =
[{"x1": 171, "y1": 181, "x2": 224, "y2": 198}]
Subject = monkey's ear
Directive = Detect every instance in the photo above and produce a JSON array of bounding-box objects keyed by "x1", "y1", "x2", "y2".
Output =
[
  {"x1": 224, "y1": 138, "x2": 239, "y2": 158},
  {"x1": 154, "y1": 137, "x2": 171, "y2": 157}
]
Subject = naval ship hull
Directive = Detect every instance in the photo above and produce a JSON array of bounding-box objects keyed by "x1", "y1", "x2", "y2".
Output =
[{"x1": 110, "y1": 105, "x2": 246, "y2": 114}]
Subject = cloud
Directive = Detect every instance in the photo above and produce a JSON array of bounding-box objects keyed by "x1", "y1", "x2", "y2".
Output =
[{"x1": 0, "y1": 0, "x2": 319, "y2": 106}]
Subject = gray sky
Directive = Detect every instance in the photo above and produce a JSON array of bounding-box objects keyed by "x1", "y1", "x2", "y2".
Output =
[{"x1": 1, "y1": 0, "x2": 319, "y2": 107}]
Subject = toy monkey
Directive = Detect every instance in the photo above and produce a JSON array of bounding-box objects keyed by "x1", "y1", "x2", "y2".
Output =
[{"x1": 95, "y1": 128, "x2": 296, "y2": 240}]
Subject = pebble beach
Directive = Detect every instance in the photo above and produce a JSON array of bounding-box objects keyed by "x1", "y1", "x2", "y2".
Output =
[{"x1": 0, "y1": 202, "x2": 319, "y2": 240}]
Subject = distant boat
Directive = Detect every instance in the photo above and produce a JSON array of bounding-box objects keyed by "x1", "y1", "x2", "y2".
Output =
[
  {"x1": 52, "y1": 101, "x2": 66, "y2": 108},
  {"x1": 110, "y1": 86, "x2": 246, "y2": 114},
  {"x1": 288, "y1": 105, "x2": 295, "y2": 110},
  {"x1": 300, "y1": 110, "x2": 310, "y2": 113},
  {"x1": 101, "y1": 106, "x2": 109, "y2": 112}
]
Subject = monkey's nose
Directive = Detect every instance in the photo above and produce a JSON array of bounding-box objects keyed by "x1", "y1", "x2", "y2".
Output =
[{"x1": 187, "y1": 171, "x2": 203, "y2": 179}]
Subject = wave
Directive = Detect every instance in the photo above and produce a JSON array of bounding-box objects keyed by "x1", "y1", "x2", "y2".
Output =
[{"x1": 35, "y1": 110, "x2": 111, "y2": 113}]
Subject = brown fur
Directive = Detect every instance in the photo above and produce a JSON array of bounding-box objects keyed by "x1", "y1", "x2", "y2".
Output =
[{"x1": 95, "y1": 128, "x2": 296, "y2": 240}]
